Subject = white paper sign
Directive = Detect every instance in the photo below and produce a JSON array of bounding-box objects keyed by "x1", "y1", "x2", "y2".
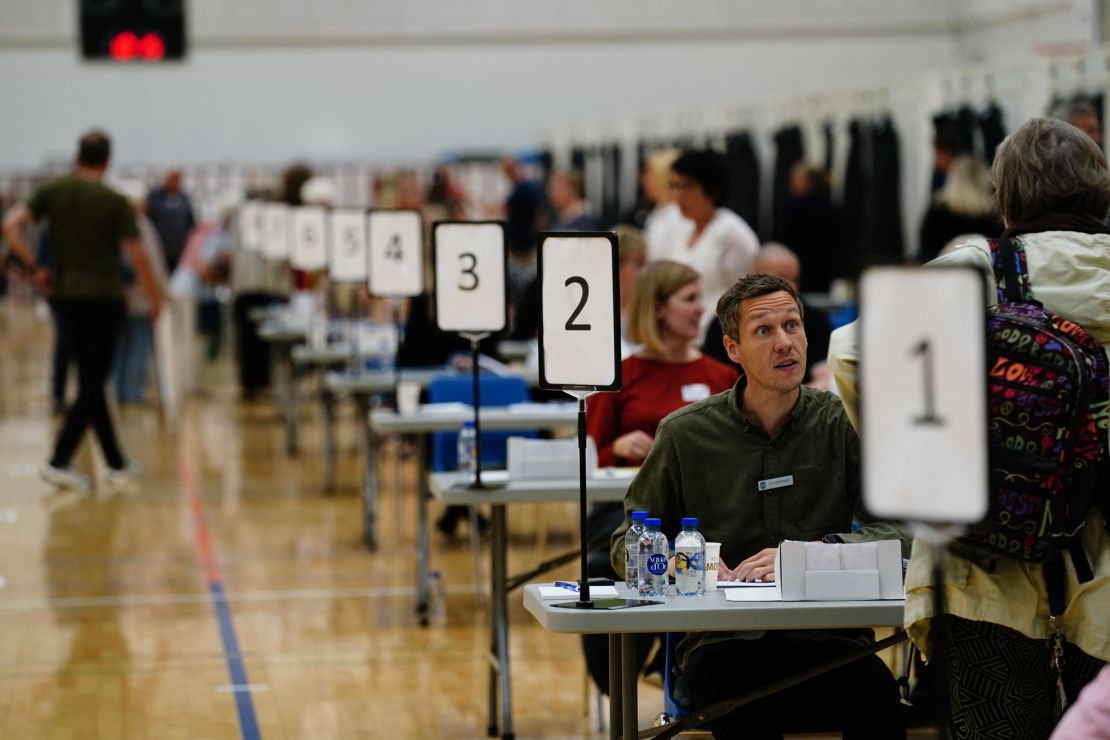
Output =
[
  {"x1": 238, "y1": 201, "x2": 262, "y2": 253},
  {"x1": 368, "y1": 209, "x2": 424, "y2": 297},
  {"x1": 290, "y1": 206, "x2": 328, "y2": 270},
  {"x1": 859, "y1": 266, "x2": 988, "y2": 524},
  {"x1": 328, "y1": 209, "x2": 368, "y2": 282},
  {"x1": 539, "y1": 234, "x2": 620, "y2": 390},
  {"x1": 261, "y1": 203, "x2": 290, "y2": 261},
  {"x1": 433, "y1": 221, "x2": 506, "y2": 333}
]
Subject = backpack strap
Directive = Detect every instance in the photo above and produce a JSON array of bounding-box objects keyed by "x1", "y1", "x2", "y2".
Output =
[
  {"x1": 989, "y1": 237, "x2": 1038, "y2": 304},
  {"x1": 1044, "y1": 546, "x2": 1068, "y2": 618}
]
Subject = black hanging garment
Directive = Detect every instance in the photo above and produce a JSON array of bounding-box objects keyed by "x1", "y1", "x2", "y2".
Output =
[
  {"x1": 724, "y1": 131, "x2": 762, "y2": 238},
  {"x1": 771, "y1": 125, "x2": 805, "y2": 237}
]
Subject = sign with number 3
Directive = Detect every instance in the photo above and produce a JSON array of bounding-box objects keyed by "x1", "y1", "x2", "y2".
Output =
[
  {"x1": 538, "y1": 232, "x2": 621, "y2": 391},
  {"x1": 432, "y1": 221, "x2": 507, "y2": 334}
]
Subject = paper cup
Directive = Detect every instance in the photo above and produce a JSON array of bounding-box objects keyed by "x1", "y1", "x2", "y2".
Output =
[
  {"x1": 705, "y1": 542, "x2": 721, "y2": 591},
  {"x1": 397, "y1": 381, "x2": 421, "y2": 415}
]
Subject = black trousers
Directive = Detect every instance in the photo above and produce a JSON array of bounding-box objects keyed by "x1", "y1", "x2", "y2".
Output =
[
  {"x1": 933, "y1": 616, "x2": 1105, "y2": 740},
  {"x1": 682, "y1": 631, "x2": 907, "y2": 739},
  {"x1": 50, "y1": 300, "x2": 126, "y2": 470},
  {"x1": 233, "y1": 293, "x2": 279, "y2": 393}
]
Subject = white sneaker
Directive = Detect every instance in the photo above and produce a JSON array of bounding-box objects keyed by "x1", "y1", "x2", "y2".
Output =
[
  {"x1": 40, "y1": 464, "x2": 91, "y2": 493},
  {"x1": 104, "y1": 461, "x2": 139, "y2": 492}
]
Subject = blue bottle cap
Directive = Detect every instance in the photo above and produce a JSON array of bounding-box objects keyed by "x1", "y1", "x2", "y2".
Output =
[
  {"x1": 631, "y1": 511, "x2": 648, "y2": 521},
  {"x1": 645, "y1": 517, "x2": 661, "y2": 527},
  {"x1": 682, "y1": 517, "x2": 698, "y2": 528},
  {"x1": 462, "y1": 420, "x2": 476, "y2": 428}
]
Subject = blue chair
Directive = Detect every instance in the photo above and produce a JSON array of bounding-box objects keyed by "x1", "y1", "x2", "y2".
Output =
[{"x1": 426, "y1": 374, "x2": 538, "y2": 472}]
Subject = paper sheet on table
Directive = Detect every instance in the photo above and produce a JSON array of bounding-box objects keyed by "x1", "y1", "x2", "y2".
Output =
[
  {"x1": 718, "y1": 580, "x2": 776, "y2": 588},
  {"x1": 537, "y1": 585, "x2": 620, "y2": 599},
  {"x1": 723, "y1": 586, "x2": 781, "y2": 602},
  {"x1": 419, "y1": 402, "x2": 471, "y2": 413}
]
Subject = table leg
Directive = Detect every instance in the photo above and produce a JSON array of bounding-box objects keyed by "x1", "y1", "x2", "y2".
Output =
[
  {"x1": 608, "y1": 633, "x2": 622, "y2": 740},
  {"x1": 492, "y1": 504, "x2": 514, "y2": 739},
  {"x1": 621, "y1": 633, "x2": 637, "y2": 738},
  {"x1": 282, "y1": 351, "x2": 300, "y2": 456},
  {"x1": 416, "y1": 434, "x2": 430, "y2": 627},
  {"x1": 322, "y1": 388, "x2": 336, "y2": 494},
  {"x1": 360, "y1": 398, "x2": 378, "y2": 550}
]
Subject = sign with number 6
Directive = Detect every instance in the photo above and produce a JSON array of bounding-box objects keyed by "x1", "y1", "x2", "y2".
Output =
[
  {"x1": 432, "y1": 221, "x2": 507, "y2": 334},
  {"x1": 537, "y1": 232, "x2": 621, "y2": 391},
  {"x1": 290, "y1": 205, "x2": 328, "y2": 270}
]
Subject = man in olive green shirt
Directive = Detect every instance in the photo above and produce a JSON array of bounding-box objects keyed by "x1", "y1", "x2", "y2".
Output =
[
  {"x1": 609, "y1": 274, "x2": 905, "y2": 738},
  {"x1": 3, "y1": 130, "x2": 162, "y2": 492}
]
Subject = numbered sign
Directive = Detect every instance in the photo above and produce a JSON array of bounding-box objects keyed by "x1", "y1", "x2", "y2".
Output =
[
  {"x1": 433, "y1": 221, "x2": 507, "y2": 333},
  {"x1": 328, "y1": 208, "x2": 368, "y2": 282},
  {"x1": 859, "y1": 265, "x2": 989, "y2": 523},
  {"x1": 290, "y1": 205, "x2": 328, "y2": 270},
  {"x1": 261, "y1": 203, "x2": 290, "y2": 261},
  {"x1": 537, "y1": 233, "x2": 621, "y2": 391},
  {"x1": 238, "y1": 201, "x2": 262, "y2": 253},
  {"x1": 367, "y1": 209, "x2": 424, "y2": 297}
]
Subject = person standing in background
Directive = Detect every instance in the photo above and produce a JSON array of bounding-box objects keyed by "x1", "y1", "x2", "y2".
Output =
[
  {"x1": 145, "y1": 168, "x2": 195, "y2": 273},
  {"x1": 547, "y1": 169, "x2": 598, "y2": 231},
  {"x1": 2, "y1": 130, "x2": 162, "y2": 491},
  {"x1": 112, "y1": 180, "x2": 169, "y2": 404},
  {"x1": 651, "y1": 149, "x2": 759, "y2": 340}
]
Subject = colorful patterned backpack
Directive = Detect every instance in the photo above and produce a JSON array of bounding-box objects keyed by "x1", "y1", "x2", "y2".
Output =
[{"x1": 959, "y1": 238, "x2": 1110, "y2": 564}]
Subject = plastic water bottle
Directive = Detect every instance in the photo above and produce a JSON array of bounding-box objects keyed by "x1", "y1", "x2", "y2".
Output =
[
  {"x1": 624, "y1": 511, "x2": 649, "y2": 590},
  {"x1": 457, "y1": 421, "x2": 477, "y2": 477},
  {"x1": 638, "y1": 518, "x2": 669, "y2": 597},
  {"x1": 674, "y1": 517, "x2": 706, "y2": 596}
]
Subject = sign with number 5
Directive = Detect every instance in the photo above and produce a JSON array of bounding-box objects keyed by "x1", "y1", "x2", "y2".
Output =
[
  {"x1": 327, "y1": 208, "x2": 368, "y2": 282},
  {"x1": 859, "y1": 265, "x2": 988, "y2": 524},
  {"x1": 537, "y1": 232, "x2": 621, "y2": 391},
  {"x1": 432, "y1": 221, "x2": 507, "y2": 333}
]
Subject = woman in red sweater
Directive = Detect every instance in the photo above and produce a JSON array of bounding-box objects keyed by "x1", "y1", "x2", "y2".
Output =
[
  {"x1": 589, "y1": 260, "x2": 739, "y2": 467},
  {"x1": 582, "y1": 260, "x2": 739, "y2": 695}
]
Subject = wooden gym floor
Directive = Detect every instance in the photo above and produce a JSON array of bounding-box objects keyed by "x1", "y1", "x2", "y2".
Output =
[{"x1": 0, "y1": 298, "x2": 927, "y2": 739}]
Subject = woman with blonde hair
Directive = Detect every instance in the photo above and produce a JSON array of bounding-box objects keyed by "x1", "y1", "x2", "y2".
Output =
[
  {"x1": 918, "y1": 155, "x2": 1002, "y2": 261},
  {"x1": 580, "y1": 260, "x2": 738, "y2": 694}
]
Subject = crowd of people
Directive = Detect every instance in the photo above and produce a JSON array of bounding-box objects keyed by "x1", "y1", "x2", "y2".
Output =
[{"x1": 1, "y1": 105, "x2": 1108, "y2": 739}]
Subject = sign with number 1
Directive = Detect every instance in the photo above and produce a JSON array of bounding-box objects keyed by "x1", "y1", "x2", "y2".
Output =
[
  {"x1": 538, "y1": 232, "x2": 621, "y2": 391},
  {"x1": 327, "y1": 209, "x2": 368, "y2": 282},
  {"x1": 859, "y1": 265, "x2": 988, "y2": 524},
  {"x1": 432, "y1": 221, "x2": 507, "y2": 333},
  {"x1": 368, "y1": 209, "x2": 424, "y2": 297}
]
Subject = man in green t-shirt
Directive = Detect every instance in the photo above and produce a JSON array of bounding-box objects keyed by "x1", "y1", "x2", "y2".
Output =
[{"x1": 2, "y1": 130, "x2": 162, "y2": 492}]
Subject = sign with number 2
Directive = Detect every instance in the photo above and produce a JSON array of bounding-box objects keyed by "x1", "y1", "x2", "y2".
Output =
[{"x1": 538, "y1": 232, "x2": 621, "y2": 391}]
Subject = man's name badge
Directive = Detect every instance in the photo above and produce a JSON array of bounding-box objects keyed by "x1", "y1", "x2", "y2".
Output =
[{"x1": 758, "y1": 475, "x2": 794, "y2": 492}]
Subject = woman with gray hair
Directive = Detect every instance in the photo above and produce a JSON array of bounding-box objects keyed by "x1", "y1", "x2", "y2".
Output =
[{"x1": 829, "y1": 117, "x2": 1110, "y2": 738}]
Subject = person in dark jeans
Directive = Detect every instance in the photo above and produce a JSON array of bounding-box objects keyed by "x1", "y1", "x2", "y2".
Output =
[{"x1": 2, "y1": 130, "x2": 162, "y2": 492}]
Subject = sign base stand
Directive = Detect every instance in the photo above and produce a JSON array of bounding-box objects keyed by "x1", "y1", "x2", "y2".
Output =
[{"x1": 455, "y1": 332, "x2": 506, "y2": 491}]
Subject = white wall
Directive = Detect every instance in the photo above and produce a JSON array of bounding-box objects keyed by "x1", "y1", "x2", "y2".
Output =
[{"x1": 0, "y1": 0, "x2": 972, "y2": 169}]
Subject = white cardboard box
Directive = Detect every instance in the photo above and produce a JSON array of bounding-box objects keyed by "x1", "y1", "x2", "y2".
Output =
[
  {"x1": 777, "y1": 540, "x2": 903, "y2": 601},
  {"x1": 507, "y1": 437, "x2": 597, "y2": 479}
]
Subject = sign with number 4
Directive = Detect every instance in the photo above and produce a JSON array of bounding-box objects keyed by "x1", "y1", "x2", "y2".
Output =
[
  {"x1": 432, "y1": 221, "x2": 507, "y2": 333},
  {"x1": 368, "y1": 209, "x2": 423, "y2": 297},
  {"x1": 538, "y1": 232, "x2": 621, "y2": 391},
  {"x1": 859, "y1": 265, "x2": 989, "y2": 524}
]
